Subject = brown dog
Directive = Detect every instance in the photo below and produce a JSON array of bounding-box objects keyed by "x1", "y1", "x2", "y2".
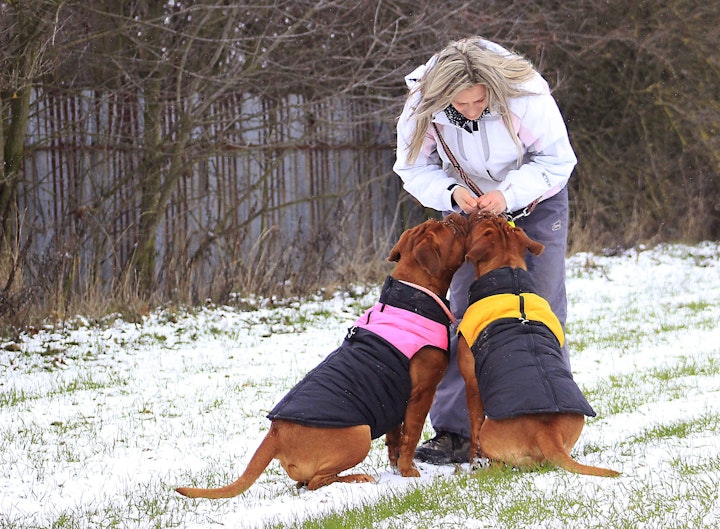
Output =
[
  {"x1": 456, "y1": 212, "x2": 619, "y2": 477},
  {"x1": 176, "y1": 213, "x2": 469, "y2": 498}
]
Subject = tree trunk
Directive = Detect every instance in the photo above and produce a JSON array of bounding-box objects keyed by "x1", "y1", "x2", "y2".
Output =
[
  {"x1": 126, "y1": 77, "x2": 163, "y2": 296},
  {"x1": 0, "y1": 86, "x2": 31, "y2": 292}
]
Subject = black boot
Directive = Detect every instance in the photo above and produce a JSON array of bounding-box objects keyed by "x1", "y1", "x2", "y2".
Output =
[{"x1": 414, "y1": 431, "x2": 471, "y2": 465}]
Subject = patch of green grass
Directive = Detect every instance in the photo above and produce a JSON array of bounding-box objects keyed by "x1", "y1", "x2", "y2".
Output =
[
  {"x1": 567, "y1": 321, "x2": 647, "y2": 355},
  {"x1": 0, "y1": 387, "x2": 29, "y2": 407},
  {"x1": 568, "y1": 289, "x2": 718, "y2": 355},
  {"x1": 271, "y1": 456, "x2": 720, "y2": 529},
  {"x1": 0, "y1": 371, "x2": 128, "y2": 409},
  {"x1": 583, "y1": 372, "x2": 651, "y2": 416},
  {"x1": 138, "y1": 331, "x2": 171, "y2": 346},
  {"x1": 629, "y1": 413, "x2": 720, "y2": 445},
  {"x1": 654, "y1": 356, "x2": 720, "y2": 378},
  {"x1": 583, "y1": 355, "x2": 720, "y2": 417},
  {"x1": 670, "y1": 453, "x2": 720, "y2": 475}
]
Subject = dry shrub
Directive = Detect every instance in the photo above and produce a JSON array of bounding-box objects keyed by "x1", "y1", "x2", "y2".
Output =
[{"x1": 538, "y1": 0, "x2": 720, "y2": 250}]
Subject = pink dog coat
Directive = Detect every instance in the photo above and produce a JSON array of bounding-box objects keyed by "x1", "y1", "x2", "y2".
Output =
[{"x1": 353, "y1": 303, "x2": 449, "y2": 359}]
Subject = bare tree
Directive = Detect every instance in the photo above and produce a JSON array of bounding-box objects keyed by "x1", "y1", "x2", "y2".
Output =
[
  {"x1": 0, "y1": 0, "x2": 71, "y2": 319},
  {"x1": 2, "y1": 0, "x2": 718, "y2": 328}
]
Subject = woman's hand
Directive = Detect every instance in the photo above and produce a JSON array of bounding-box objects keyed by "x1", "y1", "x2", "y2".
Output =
[
  {"x1": 477, "y1": 190, "x2": 507, "y2": 215},
  {"x1": 452, "y1": 186, "x2": 481, "y2": 214},
  {"x1": 453, "y1": 187, "x2": 507, "y2": 215}
]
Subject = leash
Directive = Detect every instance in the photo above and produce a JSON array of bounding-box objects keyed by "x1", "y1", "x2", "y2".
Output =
[
  {"x1": 432, "y1": 123, "x2": 484, "y2": 198},
  {"x1": 398, "y1": 279, "x2": 456, "y2": 325},
  {"x1": 504, "y1": 184, "x2": 562, "y2": 224},
  {"x1": 505, "y1": 198, "x2": 540, "y2": 225}
]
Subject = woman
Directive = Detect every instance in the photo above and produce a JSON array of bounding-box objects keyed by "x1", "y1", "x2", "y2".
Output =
[{"x1": 393, "y1": 36, "x2": 577, "y2": 465}]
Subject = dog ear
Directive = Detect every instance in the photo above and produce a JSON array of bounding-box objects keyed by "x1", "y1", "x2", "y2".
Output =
[
  {"x1": 412, "y1": 232, "x2": 443, "y2": 275},
  {"x1": 513, "y1": 227, "x2": 545, "y2": 256},
  {"x1": 388, "y1": 229, "x2": 411, "y2": 262},
  {"x1": 465, "y1": 222, "x2": 497, "y2": 267},
  {"x1": 465, "y1": 238, "x2": 488, "y2": 267}
]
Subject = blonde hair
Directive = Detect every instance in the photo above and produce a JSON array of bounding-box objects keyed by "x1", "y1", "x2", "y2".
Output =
[{"x1": 404, "y1": 37, "x2": 539, "y2": 164}]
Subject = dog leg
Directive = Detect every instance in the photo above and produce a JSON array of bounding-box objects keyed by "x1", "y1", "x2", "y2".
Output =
[
  {"x1": 457, "y1": 335, "x2": 485, "y2": 464},
  {"x1": 177, "y1": 423, "x2": 378, "y2": 498},
  {"x1": 385, "y1": 425, "x2": 402, "y2": 469},
  {"x1": 278, "y1": 424, "x2": 373, "y2": 489},
  {"x1": 303, "y1": 430, "x2": 375, "y2": 489},
  {"x1": 482, "y1": 416, "x2": 621, "y2": 477},
  {"x1": 396, "y1": 347, "x2": 448, "y2": 477},
  {"x1": 307, "y1": 472, "x2": 375, "y2": 490}
]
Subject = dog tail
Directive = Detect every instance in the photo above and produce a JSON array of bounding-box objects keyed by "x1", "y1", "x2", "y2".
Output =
[
  {"x1": 550, "y1": 451, "x2": 621, "y2": 477},
  {"x1": 175, "y1": 429, "x2": 277, "y2": 499},
  {"x1": 536, "y1": 429, "x2": 621, "y2": 478}
]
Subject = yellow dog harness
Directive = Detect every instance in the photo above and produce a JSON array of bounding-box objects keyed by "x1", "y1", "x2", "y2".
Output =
[{"x1": 458, "y1": 292, "x2": 565, "y2": 347}]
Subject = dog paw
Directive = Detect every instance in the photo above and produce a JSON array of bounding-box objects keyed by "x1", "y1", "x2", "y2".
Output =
[
  {"x1": 399, "y1": 467, "x2": 421, "y2": 478},
  {"x1": 341, "y1": 473, "x2": 375, "y2": 484},
  {"x1": 469, "y1": 457, "x2": 490, "y2": 472}
]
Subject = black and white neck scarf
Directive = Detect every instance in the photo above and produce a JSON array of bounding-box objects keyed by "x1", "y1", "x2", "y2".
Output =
[{"x1": 444, "y1": 104, "x2": 490, "y2": 132}]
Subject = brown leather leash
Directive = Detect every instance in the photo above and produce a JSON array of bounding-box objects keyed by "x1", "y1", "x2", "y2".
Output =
[{"x1": 433, "y1": 123, "x2": 484, "y2": 198}]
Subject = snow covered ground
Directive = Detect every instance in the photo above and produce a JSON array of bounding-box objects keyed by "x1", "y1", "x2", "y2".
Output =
[{"x1": 1, "y1": 241, "x2": 719, "y2": 528}]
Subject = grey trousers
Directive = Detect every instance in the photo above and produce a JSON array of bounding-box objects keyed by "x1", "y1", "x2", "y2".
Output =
[{"x1": 428, "y1": 187, "x2": 570, "y2": 438}]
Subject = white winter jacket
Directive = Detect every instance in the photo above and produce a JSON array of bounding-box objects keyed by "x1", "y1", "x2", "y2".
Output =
[{"x1": 393, "y1": 40, "x2": 577, "y2": 214}]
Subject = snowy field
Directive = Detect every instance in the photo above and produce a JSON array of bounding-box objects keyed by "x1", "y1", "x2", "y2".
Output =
[{"x1": 1, "y1": 241, "x2": 719, "y2": 528}]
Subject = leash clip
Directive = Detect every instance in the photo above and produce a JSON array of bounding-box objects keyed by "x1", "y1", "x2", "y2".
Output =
[
  {"x1": 501, "y1": 212, "x2": 516, "y2": 227},
  {"x1": 507, "y1": 207, "x2": 529, "y2": 225},
  {"x1": 506, "y1": 195, "x2": 541, "y2": 225},
  {"x1": 346, "y1": 326, "x2": 358, "y2": 339}
]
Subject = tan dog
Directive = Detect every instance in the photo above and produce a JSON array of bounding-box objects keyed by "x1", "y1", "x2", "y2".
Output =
[
  {"x1": 456, "y1": 212, "x2": 619, "y2": 477},
  {"x1": 176, "y1": 213, "x2": 469, "y2": 498}
]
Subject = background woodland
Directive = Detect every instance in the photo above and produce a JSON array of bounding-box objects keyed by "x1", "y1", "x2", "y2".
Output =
[{"x1": 1, "y1": 0, "x2": 718, "y2": 330}]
